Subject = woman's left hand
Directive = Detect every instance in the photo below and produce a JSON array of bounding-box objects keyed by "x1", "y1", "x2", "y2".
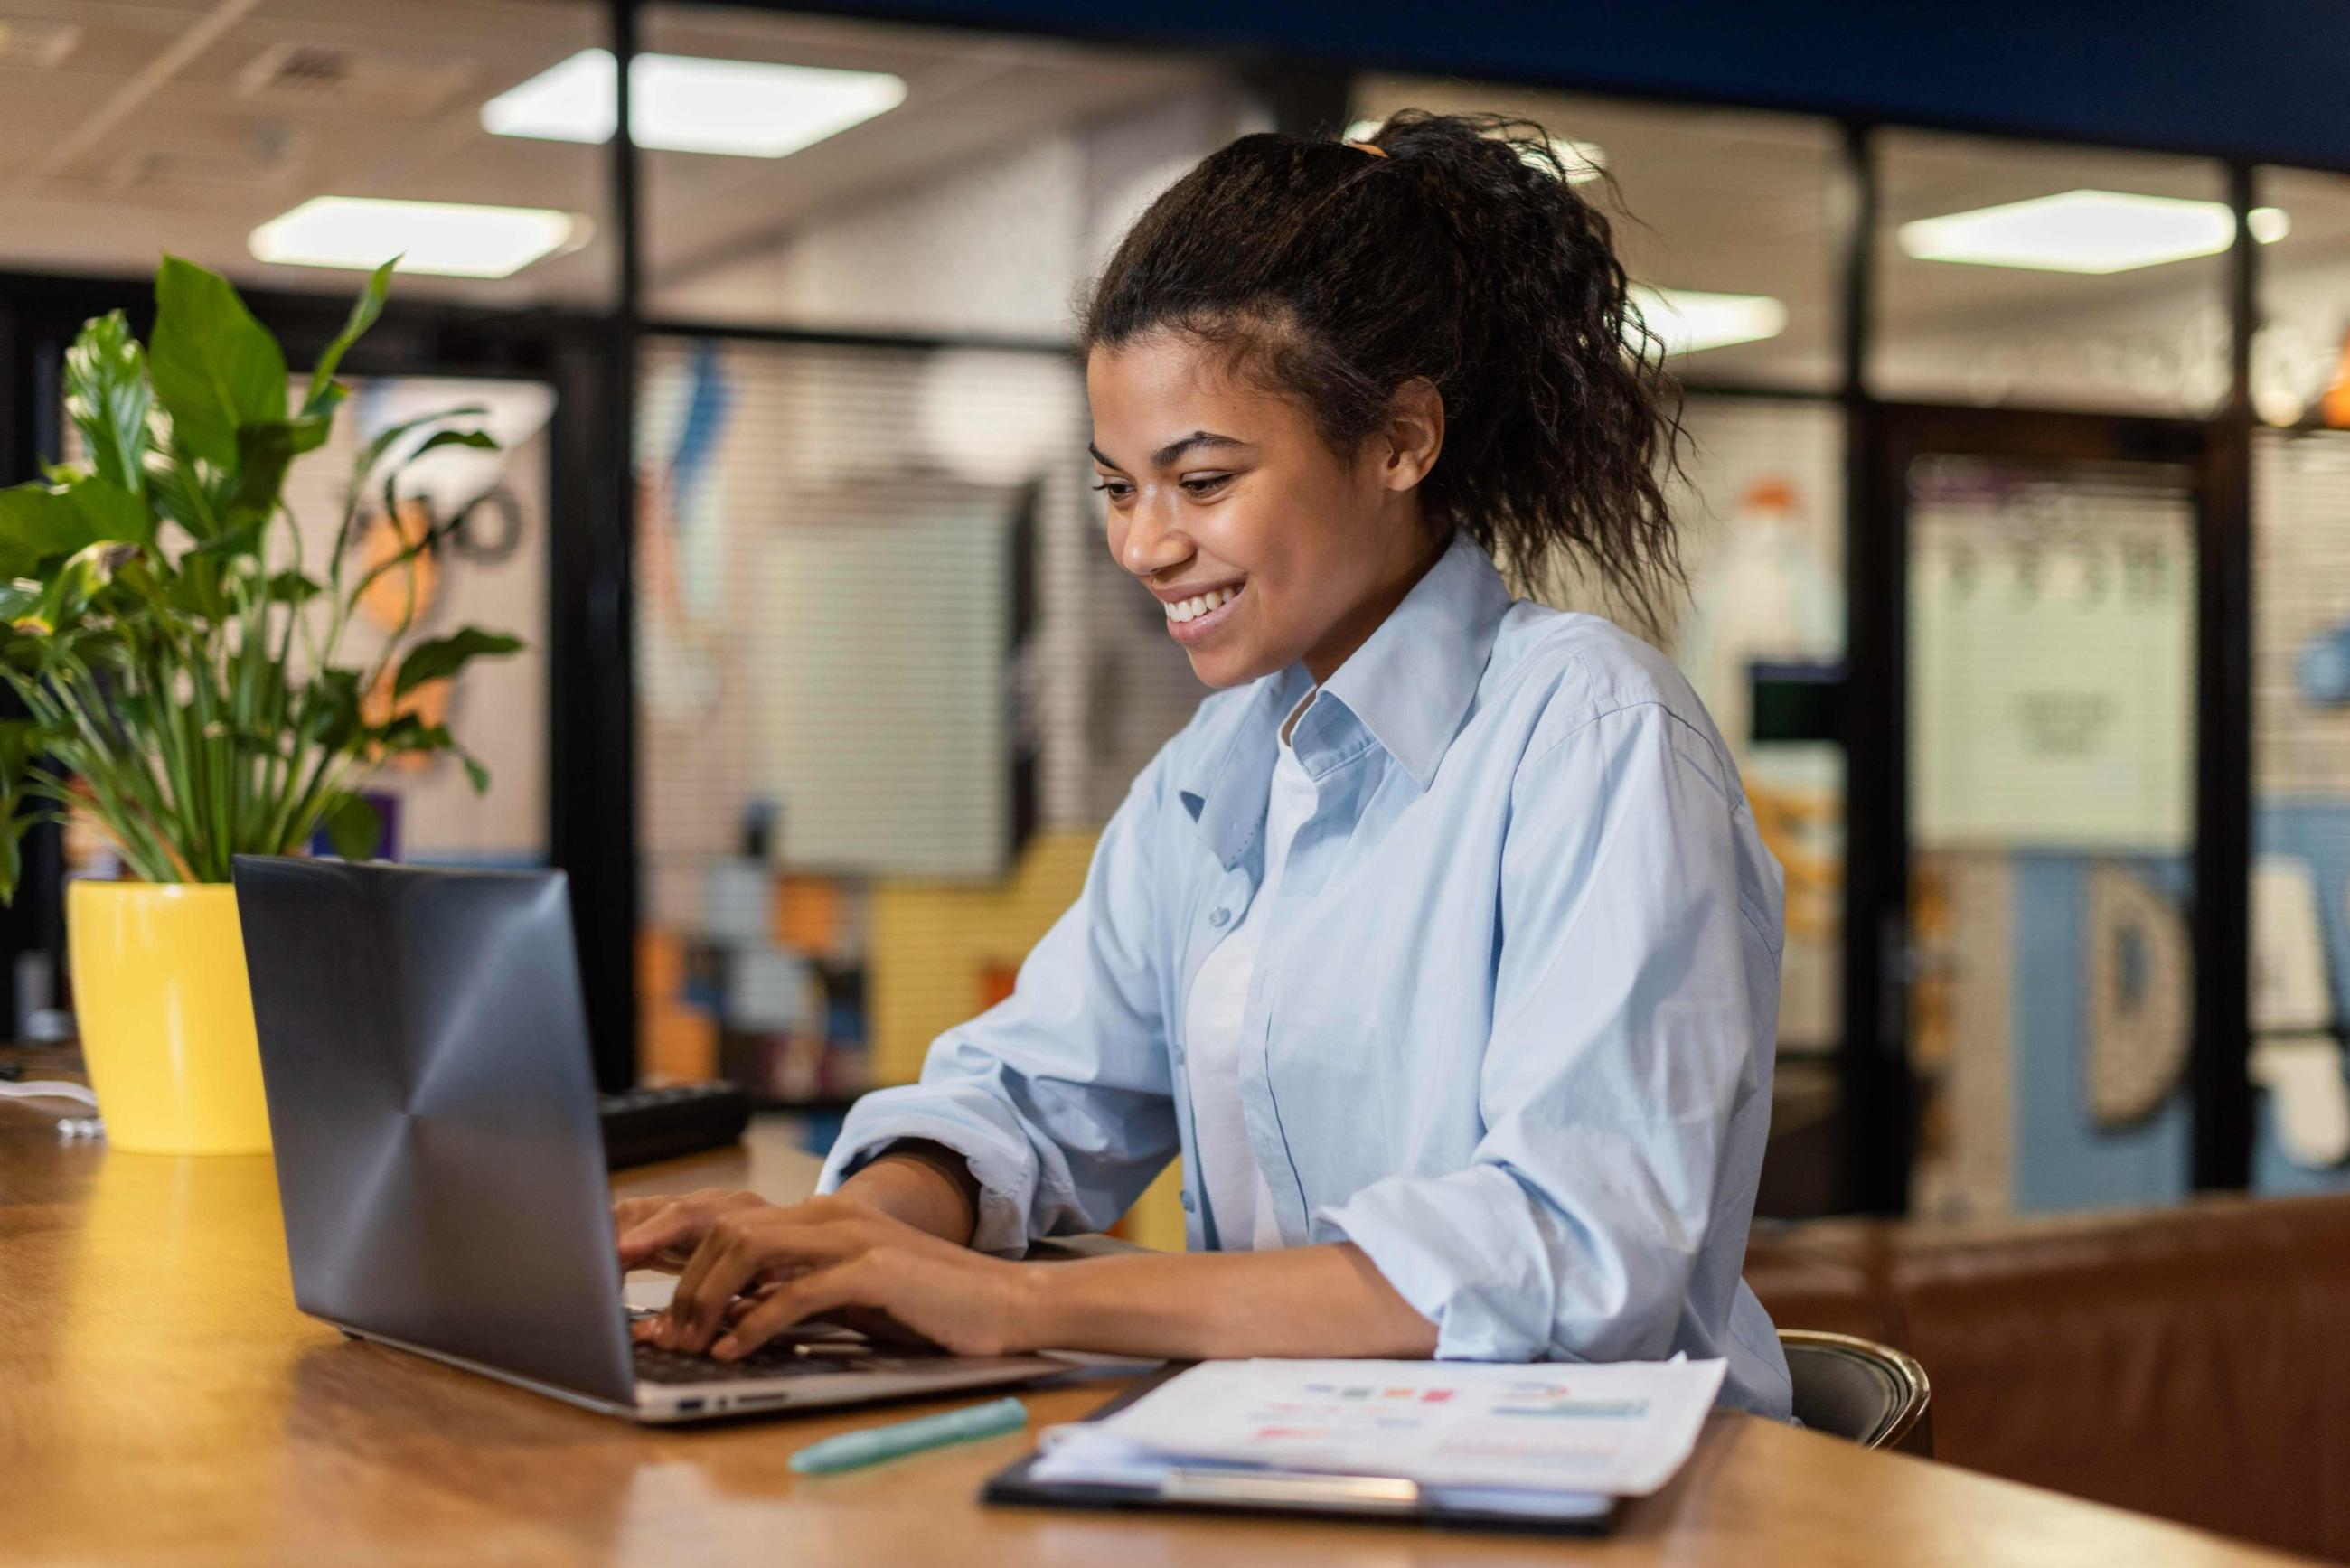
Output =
[{"x1": 631, "y1": 1193, "x2": 1046, "y2": 1361}]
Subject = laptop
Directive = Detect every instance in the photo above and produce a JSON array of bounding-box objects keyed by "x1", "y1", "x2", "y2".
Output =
[{"x1": 230, "y1": 855, "x2": 1069, "y2": 1422}]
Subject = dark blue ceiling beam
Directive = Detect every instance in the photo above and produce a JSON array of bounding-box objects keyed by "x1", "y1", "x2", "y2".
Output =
[{"x1": 771, "y1": 0, "x2": 2350, "y2": 171}]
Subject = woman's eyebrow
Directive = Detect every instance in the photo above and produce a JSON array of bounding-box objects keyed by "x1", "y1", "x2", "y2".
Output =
[{"x1": 1088, "y1": 430, "x2": 1249, "y2": 470}]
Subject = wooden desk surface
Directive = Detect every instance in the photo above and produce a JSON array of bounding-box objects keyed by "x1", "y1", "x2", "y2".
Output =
[{"x1": 0, "y1": 1083, "x2": 2320, "y2": 1567}]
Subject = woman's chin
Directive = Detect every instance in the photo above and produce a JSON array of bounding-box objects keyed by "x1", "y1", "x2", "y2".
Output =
[{"x1": 1186, "y1": 643, "x2": 1277, "y2": 690}]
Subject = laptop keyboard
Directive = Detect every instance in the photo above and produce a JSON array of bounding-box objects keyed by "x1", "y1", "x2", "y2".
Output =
[
  {"x1": 627, "y1": 1314, "x2": 950, "y2": 1385},
  {"x1": 634, "y1": 1340, "x2": 874, "y2": 1383}
]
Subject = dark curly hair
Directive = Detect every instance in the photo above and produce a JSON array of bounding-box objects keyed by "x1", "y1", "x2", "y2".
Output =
[{"x1": 1079, "y1": 108, "x2": 1687, "y2": 633}]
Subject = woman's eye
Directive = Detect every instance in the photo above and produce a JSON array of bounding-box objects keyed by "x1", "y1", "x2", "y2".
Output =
[
  {"x1": 1090, "y1": 479, "x2": 1132, "y2": 500},
  {"x1": 1181, "y1": 475, "x2": 1231, "y2": 496}
]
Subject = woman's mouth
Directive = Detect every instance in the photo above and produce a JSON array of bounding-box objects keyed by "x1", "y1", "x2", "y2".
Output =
[{"x1": 1163, "y1": 583, "x2": 1243, "y2": 646}]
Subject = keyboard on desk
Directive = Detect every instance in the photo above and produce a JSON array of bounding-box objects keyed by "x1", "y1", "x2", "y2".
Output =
[{"x1": 598, "y1": 1082, "x2": 751, "y2": 1169}]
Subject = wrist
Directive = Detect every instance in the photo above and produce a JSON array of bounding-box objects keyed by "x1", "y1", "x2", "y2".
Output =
[
  {"x1": 837, "y1": 1149, "x2": 979, "y2": 1245},
  {"x1": 1010, "y1": 1256, "x2": 1074, "y2": 1352}
]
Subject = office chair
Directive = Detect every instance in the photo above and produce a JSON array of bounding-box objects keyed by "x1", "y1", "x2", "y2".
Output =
[{"x1": 1780, "y1": 1329, "x2": 1933, "y2": 1458}]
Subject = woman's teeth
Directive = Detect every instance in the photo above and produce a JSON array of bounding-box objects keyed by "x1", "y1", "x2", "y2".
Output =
[{"x1": 1164, "y1": 585, "x2": 1239, "y2": 624}]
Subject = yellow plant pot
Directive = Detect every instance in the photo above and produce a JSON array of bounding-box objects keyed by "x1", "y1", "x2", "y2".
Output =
[{"x1": 67, "y1": 880, "x2": 271, "y2": 1156}]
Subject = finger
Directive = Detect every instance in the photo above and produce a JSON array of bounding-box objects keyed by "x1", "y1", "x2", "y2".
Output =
[
  {"x1": 663, "y1": 1215, "x2": 787, "y2": 1351},
  {"x1": 616, "y1": 1188, "x2": 754, "y2": 1254},
  {"x1": 724, "y1": 1282, "x2": 785, "y2": 1325},
  {"x1": 616, "y1": 1203, "x2": 710, "y2": 1271},
  {"x1": 711, "y1": 1260, "x2": 877, "y2": 1360},
  {"x1": 664, "y1": 1211, "x2": 860, "y2": 1351},
  {"x1": 611, "y1": 1197, "x2": 663, "y2": 1239}
]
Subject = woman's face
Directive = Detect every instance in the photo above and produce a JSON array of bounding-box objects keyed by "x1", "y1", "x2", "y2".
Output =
[{"x1": 1086, "y1": 330, "x2": 1444, "y2": 690}]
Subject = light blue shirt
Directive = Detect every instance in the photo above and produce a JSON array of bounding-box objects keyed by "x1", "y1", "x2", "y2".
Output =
[{"x1": 818, "y1": 530, "x2": 1793, "y2": 1416}]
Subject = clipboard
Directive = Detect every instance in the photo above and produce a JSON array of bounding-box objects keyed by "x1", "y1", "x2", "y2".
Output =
[{"x1": 980, "y1": 1364, "x2": 1622, "y2": 1535}]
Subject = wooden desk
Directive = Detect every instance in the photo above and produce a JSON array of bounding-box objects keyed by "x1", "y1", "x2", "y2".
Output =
[{"x1": 0, "y1": 1089, "x2": 2321, "y2": 1567}]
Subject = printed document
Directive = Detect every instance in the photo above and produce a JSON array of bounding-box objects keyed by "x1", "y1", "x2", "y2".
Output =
[{"x1": 1031, "y1": 1357, "x2": 1725, "y2": 1502}]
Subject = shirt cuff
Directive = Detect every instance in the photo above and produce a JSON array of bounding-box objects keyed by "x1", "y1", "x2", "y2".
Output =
[
  {"x1": 1312, "y1": 1167, "x2": 1561, "y2": 1362},
  {"x1": 818, "y1": 1095, "x2": 1039, "y2": 1257}
]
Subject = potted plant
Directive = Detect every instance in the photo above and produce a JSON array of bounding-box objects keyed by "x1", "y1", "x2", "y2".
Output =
[{"x1": 0, "y1": 255, "x2": 521, "y2": 1153}]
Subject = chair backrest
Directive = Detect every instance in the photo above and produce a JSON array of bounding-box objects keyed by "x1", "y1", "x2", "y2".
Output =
[{"x1": 1780, "y1": 1329, "x2": 1932, "y2": 1457}]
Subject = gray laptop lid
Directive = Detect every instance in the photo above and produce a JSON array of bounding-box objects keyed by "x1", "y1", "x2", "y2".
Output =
[{"x1": 231, "y1": 857, "x2": 636, "y2": 1404}]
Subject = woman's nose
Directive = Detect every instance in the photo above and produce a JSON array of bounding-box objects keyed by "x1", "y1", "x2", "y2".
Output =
[{"x1": 1119, "y1": 498, "x2": 1191, "y2": 577}]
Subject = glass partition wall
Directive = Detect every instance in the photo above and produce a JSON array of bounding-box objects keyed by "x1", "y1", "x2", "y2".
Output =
[
  {"x1": 1873, "y1": 132, "x2": 2237, "y2": 415},
  {"x1": 2249, "y1": 168, "x2": 2350, "y2": 1197},
  {"x1": 1856, "y1": 135, "x2": 2246, "y2": 1219}
]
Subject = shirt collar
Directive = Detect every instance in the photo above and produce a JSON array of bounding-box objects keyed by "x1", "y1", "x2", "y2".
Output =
[{"x1": 1177, "y1": 530, "x2": 1514, "y2": 868}]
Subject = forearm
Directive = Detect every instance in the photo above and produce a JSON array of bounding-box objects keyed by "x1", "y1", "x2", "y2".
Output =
[
  {"x1": 1020, "y1": 1243, "x2": 1439, "y2": 1360},
  {"x1": 834, "y1": 1147, "x2": 980, "y2": 1246}
]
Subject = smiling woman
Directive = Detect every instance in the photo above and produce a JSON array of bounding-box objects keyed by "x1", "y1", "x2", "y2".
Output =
[
  {"x1": 624, "y1": 110, "x2": 1794, "y2": 1419},
  {"x1": 1083, "y1": 352, "x2": 1449, "y2": 687}
]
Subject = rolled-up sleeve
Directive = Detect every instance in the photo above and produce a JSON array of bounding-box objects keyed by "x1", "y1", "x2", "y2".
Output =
[
  {"x1": 1317, "y1": 701, "x2": 1779, "y2": 1360},
  {"x1": 815, "y1": 750, "x2": 1181, "y2": 1256}
]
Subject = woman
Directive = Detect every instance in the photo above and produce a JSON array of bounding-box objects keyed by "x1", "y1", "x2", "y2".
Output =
[{"x1": 617, "y1": 109, "x2": 1792, "y2": 1417}]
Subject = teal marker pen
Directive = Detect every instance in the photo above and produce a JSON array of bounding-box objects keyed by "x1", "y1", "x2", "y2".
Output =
[{"x1": 788, "y1": 1396, "x2": 1029, "y2": 1475}]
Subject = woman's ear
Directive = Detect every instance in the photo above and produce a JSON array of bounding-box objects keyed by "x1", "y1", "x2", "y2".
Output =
[{"x1": 1377, "y1": 376, "x2": 1445, "y2": 493}]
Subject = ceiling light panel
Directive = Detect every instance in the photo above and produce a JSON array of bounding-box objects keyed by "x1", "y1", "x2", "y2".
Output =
[
  {"x1": 1630, "y1": 286, "x2": 1789, "y2": 355},
  {"x1": 249, "y1": 197, "x2": 580, "y2": 278},
  {"x1": 484, "y1": 49, "x2": 906, "y2": 158},
  {"x1": 1899, "y1": 189, "x2": 2289, "y2": 275}
]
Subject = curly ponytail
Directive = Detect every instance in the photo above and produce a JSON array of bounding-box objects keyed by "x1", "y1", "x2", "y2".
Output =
[{"x1": 1080, "y1": 108, "x2": 1687, "y2": 632}]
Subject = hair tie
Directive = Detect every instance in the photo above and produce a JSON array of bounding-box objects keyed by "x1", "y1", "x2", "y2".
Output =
[{"x1": 1343, "y1": 138, "x2": 1389, "y2": 158}]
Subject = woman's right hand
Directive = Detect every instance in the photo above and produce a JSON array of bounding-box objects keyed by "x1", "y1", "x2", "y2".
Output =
[{"x1": 612, "y1": 1187, "x2": 774, "y2": 1274}]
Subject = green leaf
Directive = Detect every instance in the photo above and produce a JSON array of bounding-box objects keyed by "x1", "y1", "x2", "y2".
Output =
[
  {"x1": 0, "y1": 720, "x2": 67, "y2": 900},
  {"x1": 19, "y1": 540, "x2": 130, "y2": 636},
  {"x1": 190, "y1": 516, "x2": 268, "y2": 559},
  {"x1": 0, "y1": 484, "x2": 97, "y2": 561},
  {"x1": 146, "y1": 444, "x2": 221, "y2": 540},
  {"x1": 392, "y1": 625, "x2": 522, "y2": 699},
  {"x1": 68, "y1": 627, "x2": 133, "y2": 673},
  {"x1": 63, "y1": 310, "x2": 153, "y2": 497},
  {"x1": 403, "y1": 427, "x2": 499, "y2": 462},
  {"x1": 362, "y1": 719, "x2": 487, "y2": 793},
  {"x1": 60, "y1": 473, "x2": 154, "y2": 549},
  {"x1": 161, "y1": 555, "x2": 229, "y2": 621},
  {"x1": 227, "y1": 414, "x2": 332, "y2": 528},
  {"x1": 147, "y1": 255, "x2": 287, "y2": 471},
  {"x1": 303, "y1": 668, "x2": 364, "y2": 751},
  {"x1": 304, "y1": 258, "x2": 395, "y2": 418},
  {"x1": 0, "y1": 474, "x2": 147, "y2": 569},
  {"x1": 0, "y1": 803, "x2": 29, "y2": 905},
  {"x1": 0, "y1": 717, "x2": 60, "y2": 775},
  {"x1": 370, "y1": 715, "x2": 448, "y2": 754},
  {"x1": 349, "y1": 405, "x2": 488, "y2": 495},
  {"x1": 321, "y1": 792, "x2": 383, "y2": 862},
  {"x1": 0, "y1": 579, "x2": 44, "y2": 631},
  {"x1": 266, "y1": 570, "x2": 323, "y2": 605},
  {"x1": 305, "y1": 380, "x2": 349, "y2": 427}
]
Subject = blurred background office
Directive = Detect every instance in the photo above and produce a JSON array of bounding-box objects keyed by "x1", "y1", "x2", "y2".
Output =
[
  {"x1": 10, "y1": 0, "x2": 2350, "y2": 1225},
  {"x1": 8, "y1": 0, "x2": 2350, "y2": 1413}
]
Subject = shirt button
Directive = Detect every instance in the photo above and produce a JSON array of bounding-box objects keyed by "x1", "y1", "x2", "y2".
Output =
[
  {"x1": 1180, "y1": 1191, "x2": 1198, "y2": 1213},
  {"x1": 1208, "y1": 907, "x2": 1231, "y2": 927}
]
